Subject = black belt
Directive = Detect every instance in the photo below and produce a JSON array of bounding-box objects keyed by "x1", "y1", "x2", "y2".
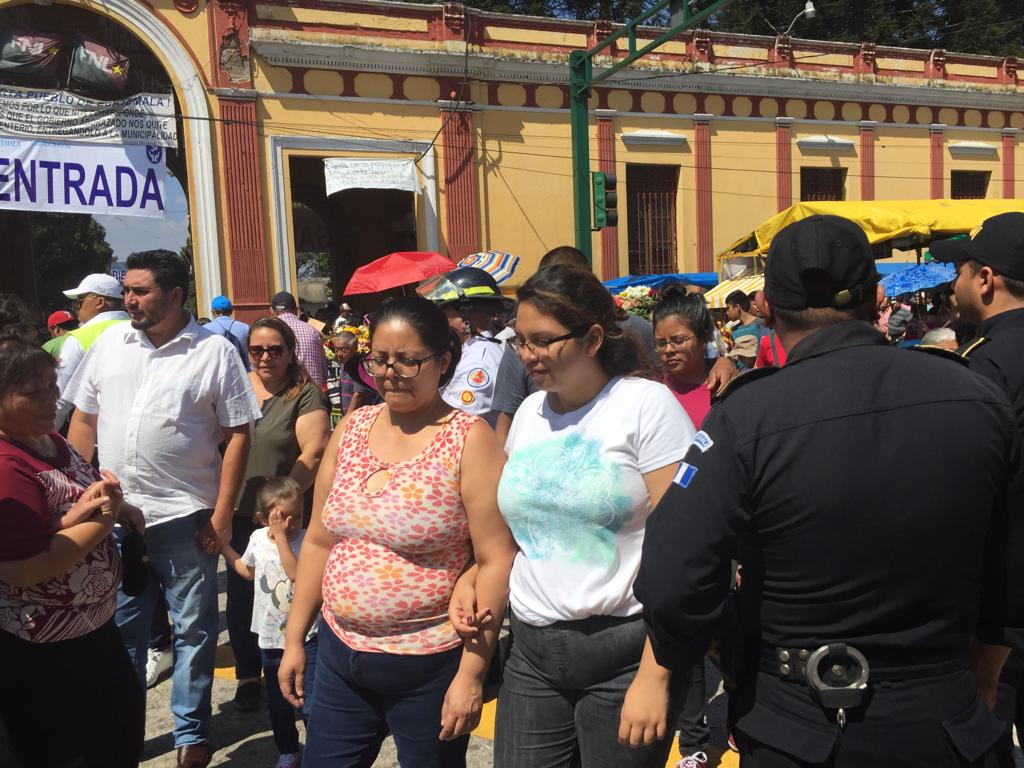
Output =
[{"x1": 758, "y1": 644, "x2": 967, "y2": 683}]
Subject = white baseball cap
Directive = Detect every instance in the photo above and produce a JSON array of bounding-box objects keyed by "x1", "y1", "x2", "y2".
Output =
[{"x1": 63, "y1": 273, "x2": 124, "y2": 300}]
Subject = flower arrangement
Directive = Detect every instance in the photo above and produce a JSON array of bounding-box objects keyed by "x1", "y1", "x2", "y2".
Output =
[
  {"x1": 337, "y1": 324, "x2": 371, "y2": 355},
  {"x1": 617, "y1": 285, "x2": 657, "y2": 320}
]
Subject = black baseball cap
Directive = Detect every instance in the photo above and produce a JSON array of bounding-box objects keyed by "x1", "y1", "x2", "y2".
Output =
[
  {"x1": 270, "y1": 291, "x2": 297, "y2": 310},
  {"x1": 765, "y1": 215, "x2": 880, "y2": 310},
  {"x1": 930, "y1": 212, "x2": 1024, "y2": 281}
]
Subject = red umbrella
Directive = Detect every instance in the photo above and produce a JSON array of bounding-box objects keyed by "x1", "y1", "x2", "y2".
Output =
[{"x1": 343, "y1": 251, "x2": 456, "y2": 296}]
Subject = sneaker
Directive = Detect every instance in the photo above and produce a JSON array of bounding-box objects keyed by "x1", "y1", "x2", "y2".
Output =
[
  {"x1": 276, "y1": 752, "x2": 301, "y2": 768},
  {"x1": 675, "y1": 752, "x2": 708, "y2": 768},
  {"x1": 146, "y1": 647, "x2": 172, "y2": 688},
  {"x1": 233, "y1": 679, "x2": 262, "y2": 712}
]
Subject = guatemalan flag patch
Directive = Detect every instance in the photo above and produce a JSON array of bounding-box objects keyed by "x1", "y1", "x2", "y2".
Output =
[{"x1": 673, "y1": 461, "x2": 698, "y2": 488}]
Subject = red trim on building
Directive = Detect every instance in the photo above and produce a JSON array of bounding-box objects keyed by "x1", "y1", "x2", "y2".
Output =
[
  {"x1": 441, "y1": 106, "x2": 480, "y2": 262},
  {"x1": 860, "y1": 122, "x2": 875, "y2": 201},
  {"x1": 596, "y1": 113, "x2": 618, "y2": 280},
  {"x1": 209, "y1": 0, "x2": 253, "y2": 89},
  {"x1": 930, "y1": 126, "x2": 944, "y2": 199},
  {"x1": 1004, "y1": 131, "x2": 1016, "y2": 199},
  {"x1": 694, "y1": 115, "x2": 713, "y2": 272},
  {"x1": 775, "y1": 118, "x2": 792, "y2": 212},
  {"x1": 219, "y1": 98, "x2": 270, "y2": 322}
]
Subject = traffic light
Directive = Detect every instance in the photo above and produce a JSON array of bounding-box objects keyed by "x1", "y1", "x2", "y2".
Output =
[{"x1": 592, "y1": 171, "x2": 618, "y2": 229}]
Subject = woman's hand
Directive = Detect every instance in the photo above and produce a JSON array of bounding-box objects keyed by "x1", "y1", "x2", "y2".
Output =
[
  {"x1": 278, "y1": 641, "x2": 308, "y2": 709},
  {"x1": 448, "y1": 571, "x2": 492, "y2": 640},
  {"x1": 439, "y1": 671, "x2": 483, "y2": 741},
  {"x1": 618, "y1": 667, "x2": 670, "y2": 748},
  {"x1": 58, "y1": 477, "x2": 119, "y2": 530}
]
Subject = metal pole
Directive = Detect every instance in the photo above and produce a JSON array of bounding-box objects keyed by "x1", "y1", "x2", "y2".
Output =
[{"x1": 569, "y1": 50, "x2": 593, "y2": 261}]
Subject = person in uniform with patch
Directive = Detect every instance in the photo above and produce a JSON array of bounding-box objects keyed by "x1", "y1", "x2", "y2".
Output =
[
  {"x1": 419, "y1": 266, "x2": 510, "y2": 426},
  {"x1": 932, "y1": 211, "x2": 1024, "y2": 748},
  {"x1": 635, "y1": 215, "x2": 1024, "y2": 767}
]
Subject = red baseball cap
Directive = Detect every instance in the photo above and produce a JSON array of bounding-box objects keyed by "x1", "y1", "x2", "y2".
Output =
[{"x1": 47, "y1": 310, "x2": 75, "y2": 329}]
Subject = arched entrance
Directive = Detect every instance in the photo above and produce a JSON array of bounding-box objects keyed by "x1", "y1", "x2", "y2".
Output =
[{"x1": 0, "y1": 0, "x2": 220, "y2": 312}]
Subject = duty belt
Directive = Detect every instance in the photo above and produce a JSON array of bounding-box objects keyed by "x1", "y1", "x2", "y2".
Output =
[{"x1": 758, "y1": 643, "x2": 966, "y2": 729}]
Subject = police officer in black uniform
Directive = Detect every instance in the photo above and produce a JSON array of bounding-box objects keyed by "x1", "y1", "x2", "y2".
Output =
[
  {"x1": 933, "y1": 211, "x2": 1024, "y2": 745},
  {"x1": 634, "y1": 215, "x2": 1024, "y2": 767}
]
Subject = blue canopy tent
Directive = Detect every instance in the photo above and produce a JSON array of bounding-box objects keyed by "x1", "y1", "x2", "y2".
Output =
[
  {"x1": 604, "y1": 273, "x2": 718, "y2": 294},
  {"x1": 881, "y1": 262, "x2": 956, "y2": 296}
]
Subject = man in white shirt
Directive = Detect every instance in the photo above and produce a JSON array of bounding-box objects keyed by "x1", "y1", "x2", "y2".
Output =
[
  {"x1": 55, "y1": 273, "x2": 129, "y2": 428},
  {"x1": 66, "y1": 250, "x2": 261, "y2": 768}
]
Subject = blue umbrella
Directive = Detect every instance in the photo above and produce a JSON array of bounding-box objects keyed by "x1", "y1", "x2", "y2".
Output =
[
  {"x1": 604, "y1": 272, "x2": 718, "y2": 294},
  {"x1": 881, "y1": 262, "x2": 956, "y2": 296}
]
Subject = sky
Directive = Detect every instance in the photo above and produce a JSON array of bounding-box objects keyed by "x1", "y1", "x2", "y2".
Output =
[{"x1": 93, "y1": 174, "x2": 190, "y2": 263}]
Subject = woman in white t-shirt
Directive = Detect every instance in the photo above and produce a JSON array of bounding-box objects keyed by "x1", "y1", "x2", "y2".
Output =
[{"x1": 484, "y1": 265, "x2": 695, "y2": 767}]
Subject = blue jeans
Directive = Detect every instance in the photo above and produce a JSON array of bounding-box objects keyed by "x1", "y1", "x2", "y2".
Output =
[
  {"x1": 225, "y1": 515, "x2": 262, "y2": 680},
  {"x1": 115, "y1": 511, "x2": 219, "y2": 748},
  {"x1": 304, "y1": 627, "x2": 468, "y2": 767},
  {"x1": 261, "y1": 637, "x2": 319, "y2": 755},
  {"x1": 494, "y1": 612, "x2": 685, "y2": 768}
]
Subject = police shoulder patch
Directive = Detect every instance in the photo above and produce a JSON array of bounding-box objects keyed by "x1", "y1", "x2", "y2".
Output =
[
  {"x1": 711, "y1": 366, "x2": 778, "y2": 404},
  {"x1": 912, "y1": 344, "x2": 970, "y2": 366},
  {"x1": 958, "y1": 336, "x2": 988, "y2": 359}
]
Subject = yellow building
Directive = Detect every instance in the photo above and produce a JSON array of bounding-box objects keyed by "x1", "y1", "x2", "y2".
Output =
[{"x1": 2, "y1": 0, "x2": 1021, "y2": 317}]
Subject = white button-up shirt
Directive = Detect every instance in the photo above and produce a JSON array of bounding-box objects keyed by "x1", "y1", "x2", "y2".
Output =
[
  {"x1": 442, "y1": 333, "x2": 504, "y2": 425},
  {"x1": 54, "y1": 310, "x2": 130, "y2": 428},
  {"x1": 66, "y1": 316, "x2": 262, "y2": 527}
]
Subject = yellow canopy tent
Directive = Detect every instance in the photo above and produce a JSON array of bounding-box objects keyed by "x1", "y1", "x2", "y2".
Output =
[
  {"x1": 704, "y1": 275, "x2": 765, "y2": 309},
  {"x1": 717, "y1": 199, "x2": 1024, "y2": 262}
]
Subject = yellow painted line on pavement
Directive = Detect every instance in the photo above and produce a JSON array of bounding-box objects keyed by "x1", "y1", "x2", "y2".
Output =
[{"x1": 216, "y1": 645, "x2": 739, "y2": 768}]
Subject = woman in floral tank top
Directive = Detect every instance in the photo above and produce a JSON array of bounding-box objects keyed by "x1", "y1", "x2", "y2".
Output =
[{"x1": 279, "y1": 296, "x2": 516, "y2": 767}]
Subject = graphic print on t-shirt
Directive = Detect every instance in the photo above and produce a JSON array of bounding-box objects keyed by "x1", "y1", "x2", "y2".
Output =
[{"x1": 498, "y1": 432, "x2": 632, "y2": 566}]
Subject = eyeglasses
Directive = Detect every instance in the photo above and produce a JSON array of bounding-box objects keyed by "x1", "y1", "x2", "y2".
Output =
[
  {"x1": 654, "y1": 335, "x2": 697, "y2": 351},
  {"x1": 71, "y1": 295, "x2": 93, "y2": 313},
  {"x1": 248, "y1": 345, "x2": 285, "y2": 359},
  {"x1": 362, "y1": 353, "x2": 439, "y2": 378},
  {"x1": 508, "y1": 328, "x2": 586, "y2": 356}
]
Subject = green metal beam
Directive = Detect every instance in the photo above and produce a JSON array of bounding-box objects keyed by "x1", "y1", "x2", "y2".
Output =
[{"x1": 570, "y1": 0, "x2": 740, "y2": 264}]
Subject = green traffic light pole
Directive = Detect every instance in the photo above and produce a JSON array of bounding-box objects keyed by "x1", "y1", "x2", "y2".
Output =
[{"x1": 569, "y1": 0, "x2": 739, "y2": 264}]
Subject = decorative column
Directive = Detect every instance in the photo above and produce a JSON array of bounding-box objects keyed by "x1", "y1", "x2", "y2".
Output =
[
  {"x1": 694, "y1": 114, "x2": 714, "y2": 273},
  {"x1": 1004, "y1": 130, "x2": 1017, "y2": 199},
  {"x1": 595, "y1": 109, "x2": 619, "y2": 280},
  {"x1": 930, "y1": 124, "x2": 946, "y2": 199},
  {"x1": 439, "y1": 100, "x2": 480, "y2": 262},
  {"x1": 219, "y1": 93, "x2": 270, "y2": 322},
  {"x1": 775, "y1": 117, "x2": 793, "y2": 211},
  {"x1": 859, "y1": 121, "x2": 876, "y2": 201}
]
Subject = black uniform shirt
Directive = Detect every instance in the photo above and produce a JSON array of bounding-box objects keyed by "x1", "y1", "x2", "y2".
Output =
[
  {"x1": 635, "y1": 320, "x2": 1024, "y2": 673},
  {"x1": 965, "y1": 307, "x2": 1024, "y2": 430}
]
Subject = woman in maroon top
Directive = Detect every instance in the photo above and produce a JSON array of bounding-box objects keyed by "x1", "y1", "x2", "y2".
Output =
[{"x1": 0, "y1": 336, "x2": 145, "y2": 767}]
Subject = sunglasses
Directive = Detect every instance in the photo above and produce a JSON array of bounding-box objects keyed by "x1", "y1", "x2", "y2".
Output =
[{"x1": 248, "y1": 345, "x2": 286, "y2": 359}]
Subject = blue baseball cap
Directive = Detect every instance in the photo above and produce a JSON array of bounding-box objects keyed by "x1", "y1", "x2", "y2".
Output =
[{"x1": 211, "y1": 295, "x2": 232, "y2": 311}]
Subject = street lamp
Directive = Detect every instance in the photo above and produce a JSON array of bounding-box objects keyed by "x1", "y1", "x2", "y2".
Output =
[{"x1": 783, "y1": 2, "x2": 817, "y2": 36}]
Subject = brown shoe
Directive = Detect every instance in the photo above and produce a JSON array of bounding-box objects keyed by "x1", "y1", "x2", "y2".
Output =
[{"x1": 177, "y1": 743, "x2": 211, "y2": 768}]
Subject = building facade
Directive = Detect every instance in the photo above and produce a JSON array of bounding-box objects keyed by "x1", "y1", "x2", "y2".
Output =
[{"x1": 7, "y1": 0, "x2": 1022, "y2": 316}]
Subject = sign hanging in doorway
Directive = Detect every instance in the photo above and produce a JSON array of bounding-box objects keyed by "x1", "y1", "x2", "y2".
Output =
[
  {"x1": 323, "y1": 157, "x2": 419, "y2": 196},
  {"x1": 0, "y1": 136, "x2": 166, "y2": 218}
]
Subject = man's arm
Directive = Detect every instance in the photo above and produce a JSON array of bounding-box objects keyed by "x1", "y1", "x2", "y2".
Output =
[
  {"x1": 67, "y1": 410, "x2": 98, "y2": 463},
  {"x1": 210, "y1": 423, "x2": 250, "y2": 549},
  {"x1": 54, "y1": 337, "x2": 84, "y2": 429}
]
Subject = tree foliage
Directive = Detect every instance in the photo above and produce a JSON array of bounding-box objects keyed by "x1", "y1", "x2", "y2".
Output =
[
  {"x1": 415, "y1": 0, "x2": 1024, "y2": 56},
  {"x1": 31, "y1": 214, "x2": 113, "y2": 313}
]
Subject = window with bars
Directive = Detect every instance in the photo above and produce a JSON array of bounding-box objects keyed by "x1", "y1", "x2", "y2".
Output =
[
  {"x1": 626, "y1": 164, "x2": 679, "y2": 275},
  {"x1": 951, "y1": 171, "x2": 989, "y2": 199},
  {"x1": 800, "y1": 168, "x2": 846, "y2": 202}
]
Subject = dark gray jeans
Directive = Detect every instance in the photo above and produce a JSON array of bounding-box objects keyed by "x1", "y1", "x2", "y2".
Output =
[{"x1": 494, "y1": 612, "x2": 685, "y2": 768}]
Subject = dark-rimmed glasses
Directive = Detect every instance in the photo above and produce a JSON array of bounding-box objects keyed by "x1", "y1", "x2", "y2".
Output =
[
  {"x1": 654, "y1": 335, "x2": 697, "y2": 351},
  {"x1": 362, "y1": 353, "x2": 439, "y2": 378},
  {"x1": 508, "y1": 328, "x2": 586, "y2": 356},
  {"x1": 249, "y1": 345, "x2": 285, "y2": 359}
]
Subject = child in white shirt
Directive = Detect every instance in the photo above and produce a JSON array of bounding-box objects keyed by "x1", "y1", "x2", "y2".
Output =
[{"x1": 224, "y1": 477, "x2": 317, "y2": 768}]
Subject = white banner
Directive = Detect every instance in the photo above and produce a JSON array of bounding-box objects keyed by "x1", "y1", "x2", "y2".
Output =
[
  {"x1": 324, "y1": 158, "x2": 419, "y2": 196},
  {"x1": 0, "y1": 137, "x2": 166, "y2": 218},
  {"x1": 0, "y1": 85, "x2": 176, "y2": 147}
]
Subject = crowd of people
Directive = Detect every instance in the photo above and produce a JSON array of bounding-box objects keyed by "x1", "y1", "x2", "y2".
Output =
[{"x1": 1, "y1": 211, "x2": 1024, "y2": 768}]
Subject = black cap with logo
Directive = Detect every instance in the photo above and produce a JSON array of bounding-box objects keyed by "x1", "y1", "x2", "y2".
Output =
[
  {"x1": 765, "y1": 215, "x2": 880, "y2": 311},
  {"x1": 270, "y1": 291, "x2": 298, "y2": 310},
  {"x1": 930, "y1": 212, "x2": 1024, "y2": 281}
]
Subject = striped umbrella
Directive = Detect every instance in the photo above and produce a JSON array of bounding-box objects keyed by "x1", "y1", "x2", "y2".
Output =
[{"x1": 457, "y1": 250, "x2": 521, "y2": 284}]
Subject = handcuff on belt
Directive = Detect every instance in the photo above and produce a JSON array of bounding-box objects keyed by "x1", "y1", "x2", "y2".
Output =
[{"x1": 772, "y1": 643, "x2": 870, "y2": 729}]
